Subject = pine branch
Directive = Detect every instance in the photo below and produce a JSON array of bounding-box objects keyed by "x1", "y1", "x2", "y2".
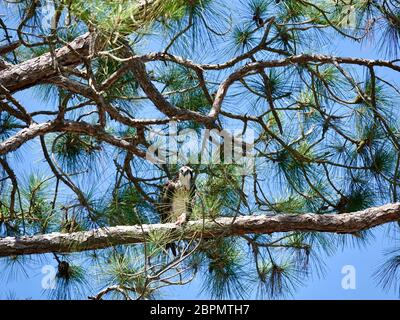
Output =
[
  {"x1": 0, "y1": 41, "x2": 21, "y2": 55},
  {"x1": 0, "y1": 120, "x2": 145, "y2": 157},
  {"x1": 0, "y1": 32, "x2": 93, "y2": 93},
  {"x1": 0, "y1": 0, "x2": 160, "y2": 94},
  {"x1": 1, "y1": 203, "x2": 399, "y2": 258}
]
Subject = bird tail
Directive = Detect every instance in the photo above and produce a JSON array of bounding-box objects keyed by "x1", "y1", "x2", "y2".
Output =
[{"x1": 166, "y1": 242, "x2": 177, "y2": 256}]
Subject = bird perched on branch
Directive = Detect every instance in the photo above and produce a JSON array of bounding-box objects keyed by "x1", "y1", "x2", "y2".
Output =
[{"x1": 158, "y1": 165, "x2": 196, "y2": 256}]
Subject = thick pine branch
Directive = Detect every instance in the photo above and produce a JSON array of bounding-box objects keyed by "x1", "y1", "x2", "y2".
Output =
[
  {"x1": 0, "y1": 203, "x2": 399, "y2": 257},
  {"x1": 0, "y1": 33, "x2": 92, "y2": 93},
  {"x1": 0, "y1": 0, "x2": 156, "y2": 93}
]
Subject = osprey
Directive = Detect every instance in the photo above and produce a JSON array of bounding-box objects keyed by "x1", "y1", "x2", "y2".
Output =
[{"x1": 158, "y1": 166, "x2": 196, "y2": 255}]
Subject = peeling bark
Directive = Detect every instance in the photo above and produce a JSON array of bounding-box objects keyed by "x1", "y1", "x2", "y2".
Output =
[
  {"x1": 0, "y1": 0, "x2": 157, "y2": 94},
  {"x1": 0, "y1": 202, "x2": 399, "y2": 257},
  {"x1": 0, "y1": 33, "x2": 92, "y2": 93}
]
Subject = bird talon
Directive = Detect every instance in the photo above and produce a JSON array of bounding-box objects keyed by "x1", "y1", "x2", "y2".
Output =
[{"x1": 176, "y1": 213, "x2": 187, "y2": 226}]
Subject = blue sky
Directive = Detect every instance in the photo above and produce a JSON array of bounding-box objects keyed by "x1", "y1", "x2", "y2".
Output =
[{"x1": 1, "y1": 1, "x2": 400, "y2": 300}]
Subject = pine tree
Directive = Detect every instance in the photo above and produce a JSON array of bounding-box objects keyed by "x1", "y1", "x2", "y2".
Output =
[{"x1": 0, "y1": 0, "x2": 400, "y2": 299}]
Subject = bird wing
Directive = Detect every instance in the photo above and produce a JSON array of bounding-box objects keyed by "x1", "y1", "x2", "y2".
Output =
[
  {"x1": 186, "y1": 184, "x2": 197, "y2": 220},
  {"x1": 158, "y1": 180, "x2": 176, "y2": 223}
]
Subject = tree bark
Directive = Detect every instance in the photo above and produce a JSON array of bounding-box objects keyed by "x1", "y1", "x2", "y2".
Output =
[
  {"x1": 0, "y1": 202, "x2": 399, "y2": 257},
  {"x1": 0, "y1": 33, "x2": 92, "y2": 93},
  {"x1": 0, "y1": 0, "x2": 159, "y2": 93}
]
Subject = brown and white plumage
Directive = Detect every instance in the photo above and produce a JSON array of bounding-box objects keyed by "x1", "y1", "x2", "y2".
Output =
[
  {"x1": 158, "y1": 166, "x2": 196, "y2": 255},
  {"x1": 159, "y1": 166, "x2": 196, "y2": 225}
]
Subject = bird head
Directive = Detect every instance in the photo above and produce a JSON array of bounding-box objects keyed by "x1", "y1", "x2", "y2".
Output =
[{"x1": 178, "y1": 166, "x2": 194, "y2": 189}]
